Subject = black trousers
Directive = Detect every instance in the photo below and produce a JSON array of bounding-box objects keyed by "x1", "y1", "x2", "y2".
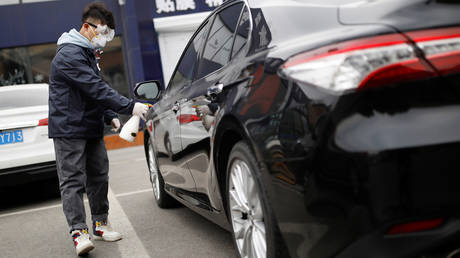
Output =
[{"x1": 53, "y1": 138, "x2": 109, "y2": 232}]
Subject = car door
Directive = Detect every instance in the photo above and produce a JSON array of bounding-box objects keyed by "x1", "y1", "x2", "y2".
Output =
[
  {"x1": 152, "y1": 21, "x2": 210, "y2": 193},
  {"x1": 177, "y1": 2, "x2": 248, "y2": 208}
]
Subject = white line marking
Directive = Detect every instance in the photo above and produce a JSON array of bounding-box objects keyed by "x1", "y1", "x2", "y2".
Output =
[
  {"x1": 107, "y1": 188, "x2": 150, "y2": 258},
  {"x1": 0, "y1": 189, "x2": 151, "y2": 257},
  {"x1": 0, "y1": 199, "x2": 91, "y2": 218},
  {"x1": 0, "y1": 188, "x2": 151, "y2": 218},
  {"x1": 114, "y1": 188, "x2": 152, "y2": 198},
  {"x1": 0, "y1": 203, "x2": 62, "y2": 218}
]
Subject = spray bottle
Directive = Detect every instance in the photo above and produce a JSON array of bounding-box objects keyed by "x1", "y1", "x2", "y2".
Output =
[
  {"x1": 119, "y1": 103, "x2": 151, "y2": 142},
  {"x1": 119, "y1": 115, "x2": 140, "y2": 142}
]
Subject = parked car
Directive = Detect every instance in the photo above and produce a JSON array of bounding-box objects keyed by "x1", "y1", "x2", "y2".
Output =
[
  {"x1": 0, "y1": 84, "x2": 56, "y2": 187},
  {"x1": 135, "y1": 0, "x2": 460, "y2": 257}
]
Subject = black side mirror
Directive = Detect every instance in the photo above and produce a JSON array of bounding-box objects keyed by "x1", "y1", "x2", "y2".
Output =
[{"x1": 134, "y1": 80, "x2": 162, "y2": 101}]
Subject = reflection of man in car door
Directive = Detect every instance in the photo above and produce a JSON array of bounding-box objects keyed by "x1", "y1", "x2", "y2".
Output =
[
  {"x1": 48, "y1": 2, "x2": 148, "y2": 256},
  {"x1": 195, "y1": 102, "x2": 217, "y2": 131}
]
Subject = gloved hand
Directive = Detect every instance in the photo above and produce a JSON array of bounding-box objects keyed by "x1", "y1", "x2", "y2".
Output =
[
  {"x1": 196, "y1": 105, "x2": 212, "y2": 117},
  {"x1": 111, "y1": 118, "x2": 121, "y2": 132},
  {"x1": 132, "y1": 102, "x2": 149, "y2": 121}
]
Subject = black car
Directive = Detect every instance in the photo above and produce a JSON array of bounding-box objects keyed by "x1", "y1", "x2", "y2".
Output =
[{"x1": 134, "y1": 0, "x2": 460, "y2": 257}]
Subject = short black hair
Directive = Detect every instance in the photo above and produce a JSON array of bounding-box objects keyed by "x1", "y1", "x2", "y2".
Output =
[{"x1": 82, "y1": 2, "x2": 115, "y2": 29}]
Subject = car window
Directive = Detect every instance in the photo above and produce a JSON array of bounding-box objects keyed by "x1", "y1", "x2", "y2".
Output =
[
  {"x1": 166, "y1": 22, "x2": 210, "y2": 97},
  {"x1": 231, "y1": 6, "x2": 250, "y2": 58},
  {"x1": 196, "y1": 3, "x2": 244, "y2": 79}
]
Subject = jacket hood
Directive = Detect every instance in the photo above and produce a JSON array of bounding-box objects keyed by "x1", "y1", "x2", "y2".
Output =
[{"x1": 57, "y1": 29, "x2": 94, "y2": 49}]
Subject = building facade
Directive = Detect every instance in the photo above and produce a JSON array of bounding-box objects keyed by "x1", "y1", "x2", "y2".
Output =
[{"x1": 0, "y1": 0, "x2": 222, "y2": 98}]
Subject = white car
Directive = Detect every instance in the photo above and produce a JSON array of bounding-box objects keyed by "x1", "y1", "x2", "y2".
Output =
[{"x1": 0, "y1": 84, "x2": 56, "y2": 187}]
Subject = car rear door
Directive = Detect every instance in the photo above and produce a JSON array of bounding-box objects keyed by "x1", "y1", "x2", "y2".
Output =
[
  {"x1": 177, "y1": 2, "x2": 247, "y2": 208},
  {"x1": 152, "y1": 21, "x2": 211, "y2": 193}
]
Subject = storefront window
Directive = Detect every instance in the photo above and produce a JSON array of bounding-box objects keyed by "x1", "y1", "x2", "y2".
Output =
[
  {"x1": 98, "y1": 37, "x2": 129, "y2": 97},
  {"x1": 29, "y1": 44, "x2": 56, "y2": 84},
  {"x1": 0, "y1": 36, "x2": 129, "y2": 135},
  {"x1": 0, "y1": 48, "x2": 29, "y2": 86},
  {"x1": 0, "y1": 36, "x2": 129, "y2": 98}
]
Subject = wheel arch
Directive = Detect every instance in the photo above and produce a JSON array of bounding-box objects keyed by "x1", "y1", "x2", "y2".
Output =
[
  {"x1": 215, "y1": 115, "x2": 291, "y2": 257},
  {"x1": 214, "y1": 114, "x2": 251, "y2": 215}
]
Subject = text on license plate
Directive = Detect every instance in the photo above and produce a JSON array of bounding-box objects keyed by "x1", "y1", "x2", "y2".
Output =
[{"x1": 0, "y1": 130, "x2": 24, "y2": 145}]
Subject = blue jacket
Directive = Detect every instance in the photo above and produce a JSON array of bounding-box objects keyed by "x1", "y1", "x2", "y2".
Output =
[{"x1": 49, "y1": 29, "x2": 134, "y2": 138}]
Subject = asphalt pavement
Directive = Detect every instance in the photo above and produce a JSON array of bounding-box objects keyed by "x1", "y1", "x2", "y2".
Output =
[{"x1": 0, "y1": 146, "x2": 235, "y2": 258}]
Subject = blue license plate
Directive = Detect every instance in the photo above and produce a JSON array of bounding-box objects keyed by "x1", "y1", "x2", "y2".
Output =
[{"x1": 0, "y1": 130, "x2": 24, "y2": 145}]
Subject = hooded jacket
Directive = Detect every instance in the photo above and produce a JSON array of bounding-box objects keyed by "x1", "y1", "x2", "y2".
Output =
[{"x1": 49, "y1": 29, "x2": 134, "y2": 138}]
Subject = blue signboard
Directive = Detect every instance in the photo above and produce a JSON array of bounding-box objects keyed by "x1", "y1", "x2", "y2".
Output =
[{"x1": 153, "y1": 0, "x2": 222, "y2": 18}]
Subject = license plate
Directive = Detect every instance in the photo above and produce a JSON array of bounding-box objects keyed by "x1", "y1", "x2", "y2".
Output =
[{"x1": 0, "y1": 130, "x2": 24, "y2": 145}]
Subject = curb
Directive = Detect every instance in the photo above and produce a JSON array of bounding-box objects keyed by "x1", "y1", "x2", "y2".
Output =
[{"x1": 104, "y1": 131, "x2": 144, "y2": 150}]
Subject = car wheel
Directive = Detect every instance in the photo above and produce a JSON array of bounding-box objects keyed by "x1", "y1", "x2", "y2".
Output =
[
  {"x1": 147, "y1": 139, "x2": 176, "y2": 208},
  {"x1": 226, "y1": 141, "x2": 287, "y2": 258}
]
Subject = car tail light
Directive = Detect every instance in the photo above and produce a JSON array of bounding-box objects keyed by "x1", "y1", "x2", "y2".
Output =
[
  {"x1": 408, "y1": 26, "x2": 460, "y2": 76},
  {"x1": 387, "y1": 218, "x2": 444, "y2": 235},
  {"x1": 148, "y1": 121, "x2": 153, "y2": 132},
  {"x1": 38, "y1": 118, "x2": 48, "y2": 126},
  {"x1": 177, "y1": 114, "x2": 201, "y2": 124},
  {"x1": 282, "y1": 27, "x2": 460, "y2": 94}
]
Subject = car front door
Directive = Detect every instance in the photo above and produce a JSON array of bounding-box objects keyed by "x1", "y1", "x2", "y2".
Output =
[
  {"x1": 177, "y1": 2, "x2": 248, "y2": 209},
  {"x1": 152, "y1": 20, "x2": 210, "y2": 193}
]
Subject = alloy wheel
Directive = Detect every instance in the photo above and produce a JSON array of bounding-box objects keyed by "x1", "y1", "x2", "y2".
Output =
[
  {"x1": 148, "y1": 143, "x2": 160, "y2": 200},
  {"x1": 229, "y1": 159, "x2": 267, "y2": 258}
]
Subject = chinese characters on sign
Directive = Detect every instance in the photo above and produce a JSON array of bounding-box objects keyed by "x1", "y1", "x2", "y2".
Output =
[
  {"x1": 205, "y1": 0, "x2": 223, "y2": 7},
  {"x1": 156, "y1": 0, "x2": 222, "y2": 14},
  {"x1": 176, "y1": 0, "x2": 196, "y2": 11},
  {"x1": 156, "y1": 0, "x2": 175, "y2": 13}
]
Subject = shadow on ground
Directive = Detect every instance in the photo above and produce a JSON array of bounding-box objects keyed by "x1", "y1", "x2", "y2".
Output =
[{"x1": 0, "y1": 178, "x2": 61, "y2": 210}]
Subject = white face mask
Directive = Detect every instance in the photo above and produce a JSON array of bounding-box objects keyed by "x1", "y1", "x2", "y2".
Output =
[
  {"x1": 89, "y1": 24, "x2": 114, "y2": 49},
  {"x1": 91, "y1": 34, "x2": 107, "y2": 48}
]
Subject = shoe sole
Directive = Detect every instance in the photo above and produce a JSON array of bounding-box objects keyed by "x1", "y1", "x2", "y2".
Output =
[
  {"x1": 76, "y1": 242, "x2": 94, "y2": 256},
  {"x1": 93, "y1": 235, "x2": 122, "y2": 242}
]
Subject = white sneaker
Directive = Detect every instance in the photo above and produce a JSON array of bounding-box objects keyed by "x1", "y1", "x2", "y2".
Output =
[
  {"x1": 93, "y1": 221, "x2": 122, "y2": 242},
  {"x1": 71, "y1": 229, "x2": 94, "y2": 256}
]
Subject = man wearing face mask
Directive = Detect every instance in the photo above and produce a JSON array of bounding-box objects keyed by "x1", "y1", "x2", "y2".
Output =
[{"x1": 48, "y1": 2, "x2": 148, "y2": 256}]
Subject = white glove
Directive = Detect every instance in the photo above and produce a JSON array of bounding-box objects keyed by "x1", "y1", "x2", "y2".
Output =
[
  {"x1": 196, "y1": 105, "x2": 212, "y2": 117},
  {"x1": 111, "y1": 118, "x2": 121, "y2": 132},
  {"x1": 132, "y1": 102, "x2": 149, "y2": 121}
]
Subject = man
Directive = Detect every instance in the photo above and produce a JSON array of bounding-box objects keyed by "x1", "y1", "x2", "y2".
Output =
[{"x1": 48, "y1": 2, "x2": 148, "y2": 256}]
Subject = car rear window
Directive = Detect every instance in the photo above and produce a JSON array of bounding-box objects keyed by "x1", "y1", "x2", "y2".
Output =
[{"x1": 0, "y1": 85, "x2": 48, "y2": 110}]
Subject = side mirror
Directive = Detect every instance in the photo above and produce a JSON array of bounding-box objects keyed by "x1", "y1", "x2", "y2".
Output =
[{"x1": 134, "y1": 80, "x2": 162, "y2": 101}]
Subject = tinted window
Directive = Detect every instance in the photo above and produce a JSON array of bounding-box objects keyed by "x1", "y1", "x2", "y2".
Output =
[
  {"x1": 197, "y1": 3, "x2": 243, "y2": 79},
  {"x1": 167, "y1": 22, "x2": 209, "y2": 96},
  {"x1": 231, "y1": 6, "x2": 250, "y2": 58}
]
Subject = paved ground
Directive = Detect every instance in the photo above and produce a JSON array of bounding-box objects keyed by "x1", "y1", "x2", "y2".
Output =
[{"x1": 0, "y1": 146, "x2": 235, "y2": 258}]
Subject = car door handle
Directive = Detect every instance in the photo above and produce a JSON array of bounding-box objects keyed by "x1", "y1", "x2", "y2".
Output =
[
  {"x1": 172, "y1": 98, "x2": 187, "y2": 113},
  {"x1": 209, "y1": 76, "x2": 254, "y2": 94},
  {"x1": 207, "y1": 83, "x2": 224, "y2": 97},
  {"x1": 172, "y1": 103, "x2": 179, "y2": 113}
]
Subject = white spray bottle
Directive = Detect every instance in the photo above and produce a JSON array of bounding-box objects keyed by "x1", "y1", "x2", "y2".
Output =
[{"x1": 119, "y1": 115, "x2": 140, "y2": 142}]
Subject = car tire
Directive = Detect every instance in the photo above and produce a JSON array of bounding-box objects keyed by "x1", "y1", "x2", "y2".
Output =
[
  {"x1": 226, "y1": 141, "x2": 288, "y2": 258},
  {"x1": 146, "y1": 139, "x2": 177, "y2": 208}
]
